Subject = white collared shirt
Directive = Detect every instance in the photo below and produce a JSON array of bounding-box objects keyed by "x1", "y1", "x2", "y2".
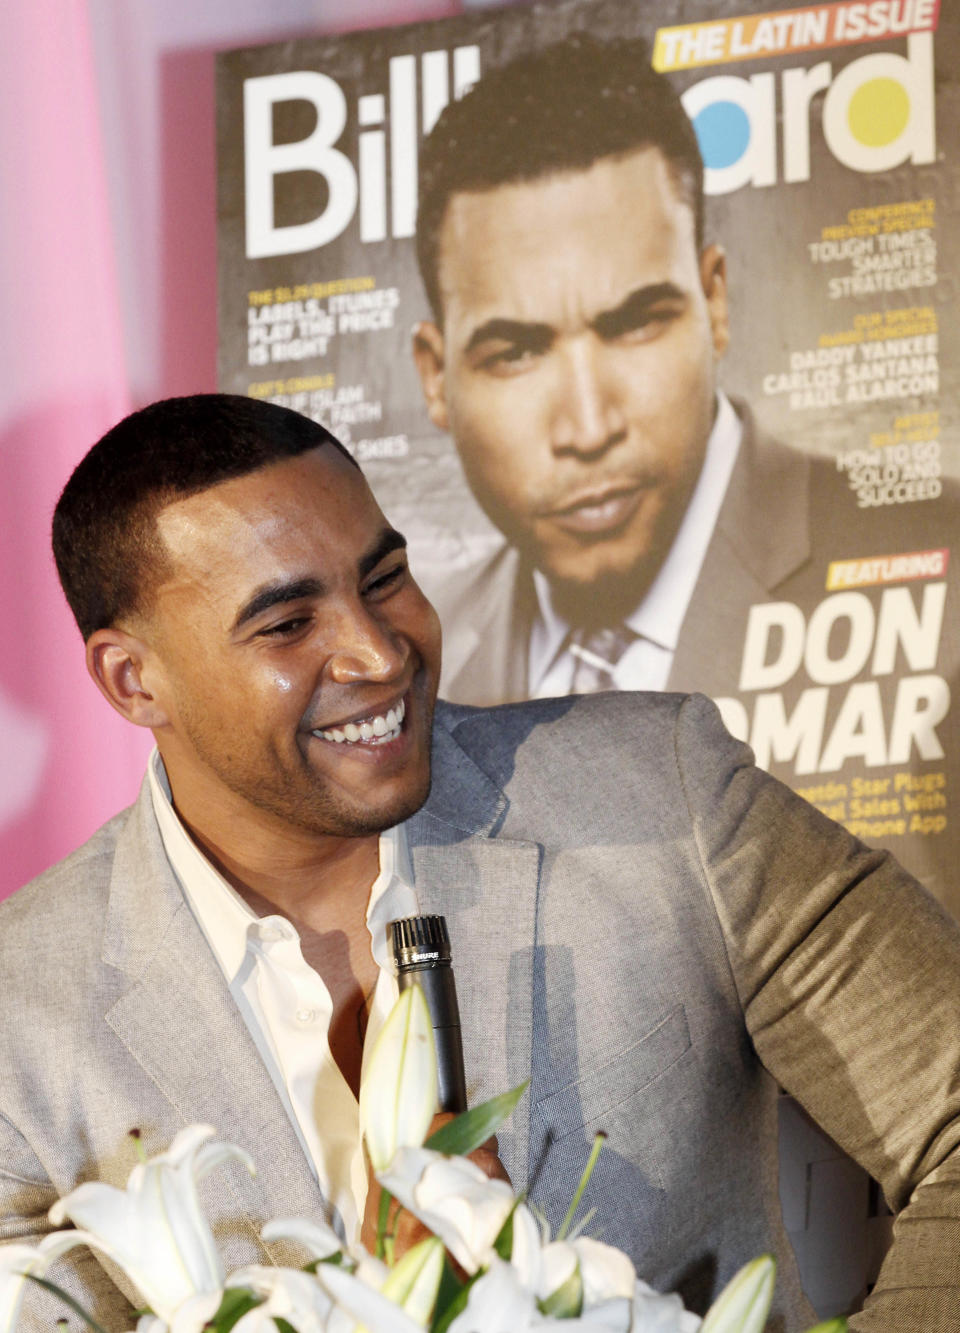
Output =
[
  {"x1": 147, "y1": 751, "x2": 419, "y2": 1241},
  {"x1": 530, "y1": 394, "x2": 743, "y2": 696}
]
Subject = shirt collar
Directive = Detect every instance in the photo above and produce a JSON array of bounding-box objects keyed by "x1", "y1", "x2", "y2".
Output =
[
  {"x1": 147, "y1": 750, "x2": 417, "y2": 979},
  {"x1": 531, "y1": 393, "x2": 742, "y2": 663}
]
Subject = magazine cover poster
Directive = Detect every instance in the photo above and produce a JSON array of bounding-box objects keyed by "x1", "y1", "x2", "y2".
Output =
[{"x1": 217, "y1": 0, "x2": 960, "y2": 914}]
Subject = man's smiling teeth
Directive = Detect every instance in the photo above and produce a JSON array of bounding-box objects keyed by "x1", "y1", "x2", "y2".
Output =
[{"x1": 316, "y1": 699, "x2": 406, "y2": 745}]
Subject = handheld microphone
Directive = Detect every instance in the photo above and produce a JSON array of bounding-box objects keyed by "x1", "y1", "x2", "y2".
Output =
[{"x1": 389, "y1": 914, "x2": 467, "y2": 1114}]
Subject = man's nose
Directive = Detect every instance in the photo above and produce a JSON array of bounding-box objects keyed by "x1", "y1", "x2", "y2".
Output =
[
  {"x1": 550, "y1": 336, "x2": 625, "y2": 456},
  {"x1": 326, "y1": 604, "x2": 409, "y2": 684}
]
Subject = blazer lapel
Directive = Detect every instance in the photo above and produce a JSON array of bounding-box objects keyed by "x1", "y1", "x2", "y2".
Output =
[
  {"x1": 100, "y1": 784, "x2": 327, "y2": 1265},
  {"x1": 669, "y1": 406, "x2": 812, "y2": 694},
  {"x1": 405, "y1": 713, "x2": 540, "y2": 1188},
  {"x1": 436, "y1": 545, "x2": 536, "y2": 706}
]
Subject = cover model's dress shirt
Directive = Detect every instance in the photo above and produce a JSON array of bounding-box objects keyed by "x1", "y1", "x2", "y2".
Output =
[{"x1": 530, "y1": 393, "x2": 743, "y2": 696}]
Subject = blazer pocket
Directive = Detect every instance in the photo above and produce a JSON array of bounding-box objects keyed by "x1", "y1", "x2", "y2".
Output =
[{"x1": 534, "y1": 1003, "x2": 692, "y2": 1144}]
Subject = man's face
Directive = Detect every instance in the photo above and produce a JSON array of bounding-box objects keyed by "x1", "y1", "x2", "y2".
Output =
[
  {"x1": 414, "y1": 147, "x2": 729, "y2": 617},
  {"x1": 135, "y1": 448, "x2": 441, "y2": 842}
]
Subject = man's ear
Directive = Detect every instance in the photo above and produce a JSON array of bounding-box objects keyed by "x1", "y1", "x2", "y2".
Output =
[
  {"x1": 86, "y1": 628, "x2": 171, "y2": 729},
  {"x1": 699, "y1": 243, "x2": 730, "y2": 360},
  {"x1": 412, "y1": 320, "x2": 450, "y2": 432}
]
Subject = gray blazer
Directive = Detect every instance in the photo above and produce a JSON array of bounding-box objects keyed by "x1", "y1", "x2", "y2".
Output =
[
  {"x1": 3, "y1": 693, "x2": 960, "y2": 1331},
  {"x1": 425, "y1": 415, "x2": 960, "y2": 911}
]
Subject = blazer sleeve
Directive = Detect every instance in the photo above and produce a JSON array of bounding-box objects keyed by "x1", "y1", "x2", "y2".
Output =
[
  {"x1": 0, "y1": 1113, "x2": 135, "y2": 1332},
  {"x1": 672, "y1": 693, "x2": 960, "y2": 1330}
]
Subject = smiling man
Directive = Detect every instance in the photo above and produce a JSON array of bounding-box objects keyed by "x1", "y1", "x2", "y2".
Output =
[
  {"x1": 41, "y1": 398, "x2": 443, "y2": 1241},
  {"x1": 4, "y1": 395, "x2": 960, "y2": 1331}
]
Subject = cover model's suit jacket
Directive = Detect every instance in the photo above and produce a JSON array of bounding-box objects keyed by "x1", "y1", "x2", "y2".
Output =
[
  {"x1": 426, "y1": 408, "x2": 960, "y2": 907},
  {"x1": 3, "y1": 694, "x2": 960, "y2": 1331}
]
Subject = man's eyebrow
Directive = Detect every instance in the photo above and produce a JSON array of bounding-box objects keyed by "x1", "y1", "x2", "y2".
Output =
[
  {"x1": 462, "y1": 283, "x2": 687, "y2": 353},
  {"x1": 359, "y1": 527, "x2": 408, "y2": 580},
  {"x1": 231, "y1": 529, "x2": 407, "y2": 633},
  {"x1": 591, "y1": 282, "x2": 686, "y2": 340},
  {"x1": 464, "y1": 318, "x2": 554, "y2": 356},
  {"x1": 232, "y1": 577, "x2": 325, "y2": 633}
]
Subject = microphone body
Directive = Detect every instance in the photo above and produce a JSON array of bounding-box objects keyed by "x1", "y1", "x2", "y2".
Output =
[{"x1": 389, "y1": 915, "x2": 467, "y2": 1114}]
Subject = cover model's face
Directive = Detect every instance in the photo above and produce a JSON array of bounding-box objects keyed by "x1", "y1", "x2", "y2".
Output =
[
  {"x1": 414, "y1": 147, "x2": 730, "y2": 615},
  {"x1": 135, "y1": 447, "x2": 441, "y2": 841}
]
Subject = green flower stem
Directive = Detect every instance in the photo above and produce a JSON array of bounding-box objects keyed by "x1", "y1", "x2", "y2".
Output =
[
  {"x1": 557, "y1": 1132, "x2": 607, "y2": 1241},
  {"x1": 376, "y1": 1187, "x2": 393, "y2": 1261}
]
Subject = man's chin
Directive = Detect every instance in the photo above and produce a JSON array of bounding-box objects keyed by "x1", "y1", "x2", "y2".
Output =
[
  {"x1": 362, "y1": 784, "x2": 431, "y2": 835},
  {"x1": 544, "y1": 560, "x2": 661, "y2": 629},
  {"x1": 321, "y1": 770, "x2": 434, "y2": 839}
]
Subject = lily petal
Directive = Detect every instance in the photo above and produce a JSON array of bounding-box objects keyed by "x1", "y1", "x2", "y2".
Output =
[
  {"x1": 317, "y1": 1262, "x2": 426, "y2": 1333},
  {"x1": 378, "y1": 1147, "x2": 515, "y2": 1274},
  {"x1": 632, "y1": 1278, "x2": 703, "y2": 1332},
  {"x1": 538, "y1": 1242, "x2": 581, "y2": 1312},
  {"x1": 226, "y1": 1267, "x2": 332, "y2": 1333},
  {"x1": 574, "y1": 1237, "x2": 635, "y2": 1305},
  {"x1": 261, "y1": 1216, "x2": 344, "y2": 1261},
  {"x1": 361, "y1": 987, "x2": 438, "y2": 1172},
  {"x1": 701, "y1": 1256, "x2": 776, "y2": 1333},
  {"x1": 508, "y1": 1203, "x2": 545, "y2": 1290},
  {"x1": 381, "y1": 1237, "x2": 444, "y2": 1327},
  {"x1": 0, "y1": 1245, "x2": 49, "y2": 1333},
  {"x1": 446, "y1": 1258, "x2": 537, "y2": 1333}
]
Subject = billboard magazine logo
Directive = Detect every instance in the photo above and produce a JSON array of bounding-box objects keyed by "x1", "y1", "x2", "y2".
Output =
[
  {"x1": 685, "y1": 31, "x2": 935, "y2": 192},
  {"x1": 242, "y1": 30, "x2": 935, "y2": 258},
  {"x1": 244, "y1": 47, "x2": 479, "y2": 259}
]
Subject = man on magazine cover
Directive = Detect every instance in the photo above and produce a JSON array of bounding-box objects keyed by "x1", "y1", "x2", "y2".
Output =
[{"x1": 409, "y1": 32, "x2": 959, "y2": 909}]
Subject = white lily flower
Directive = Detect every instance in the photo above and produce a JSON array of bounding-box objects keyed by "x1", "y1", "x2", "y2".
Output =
[
  {"x1": 575, "y1": 1237, "x2": 636, "y2": 1306},
  {"x1": 504, "y1": 1201, "x2": 545, "y2": 1289},
  {"x1": 377, "y1": 1147, "x2": 515, "y2": 1274},
  {"x1": 316, "y1": 1261, "x2": 428, "y2": 1333},
  {"x1": 262, "y1": 1214, "x2": 391, "y2": 1294},
  {"x1": 446, "y1": 1257, "x2": 537, "y2": 1333},
  {"x1": 538, "y1": 1240, "x2": 581, "y2": 1311},
  {"x1": 0, "y1": 1244, "x2": 50, "y2": 1333},
  {"x1": 46, "y1": 1124, "x2": 254, "y2": 1323},
  {"x1": 360, "y1": 986, "x2": 438, "y2": 1171},
  {"x1": 381, "y1": 1236, "x2": 445, "y2": 1326},
  {"x1": 537, "y1": 1235, "x2": 636, "y2": 1312},
  {"x1": 631, "y1": 1278, "x2": 702, "y2": 1332},
  {"x1": 505, "y1": 1202, "x2": 637, "y2": 1319},
  {"x1": 226, "y1": 1265, "x2": 333, "y2": 1333},
  {"x1": 261, "y1": 1215, "x2": 344, "y2": 1263},
  {"x1": 701, "y1": 1257, "x2": 775, "y2": 1333},
  {"x1": 143, "y1": 1290, "x2": 223, "y2": 1333},
  {"x1": 136, "y1": 1314, "x2": 168, "y2": 1333},
  {"x1": 539, "y1": 1299, "x2": 633, "y2": 1332}
]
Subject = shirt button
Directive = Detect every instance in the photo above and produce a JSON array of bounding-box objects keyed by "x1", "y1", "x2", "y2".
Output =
[
  {"x1": 296, "y1": 1008, "x2": 319, "y2": 1024},
  {"x1": 259, "y1": 924, "x2": 283, "y2": 943}
]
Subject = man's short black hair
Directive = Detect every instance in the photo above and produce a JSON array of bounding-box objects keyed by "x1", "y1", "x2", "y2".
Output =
[
  {"x1": 416, "y1": 33, "x2": 705, "y2": 322},
  {"x1": 52, "y1": 393, "x2": 358, "y2": 641}
]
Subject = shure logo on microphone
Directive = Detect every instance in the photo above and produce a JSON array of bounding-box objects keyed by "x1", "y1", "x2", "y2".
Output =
[{"x1": 411, "y1": 951, "x2": 439, "y2": 962}]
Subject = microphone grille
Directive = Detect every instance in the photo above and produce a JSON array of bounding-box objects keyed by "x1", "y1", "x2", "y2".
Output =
[{"x1": 390, "y1": 913, "x2": 450, "y2": 956}]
